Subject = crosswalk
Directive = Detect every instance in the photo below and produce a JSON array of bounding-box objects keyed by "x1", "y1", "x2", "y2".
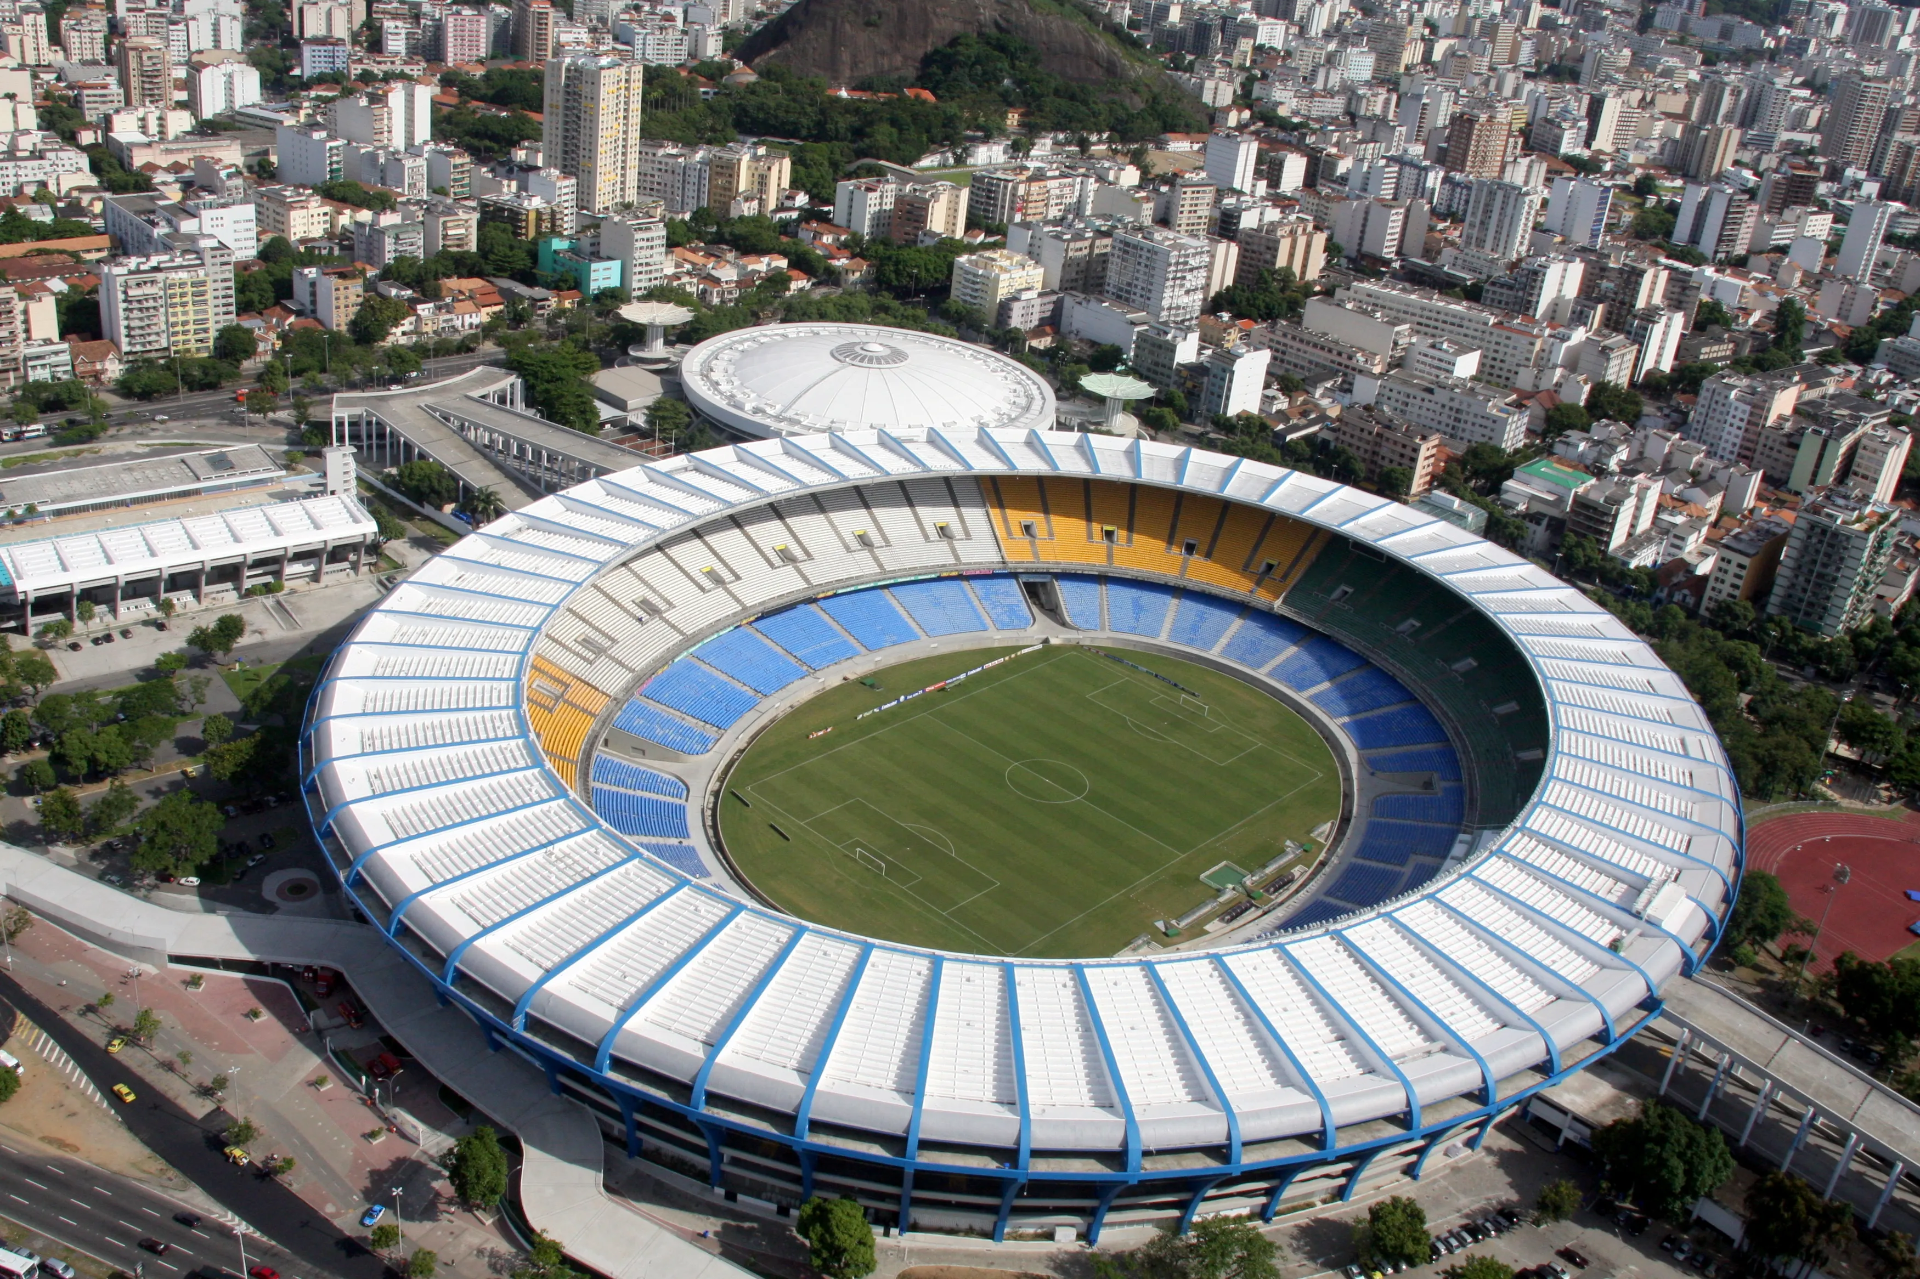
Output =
[{"x1": 14, "y1": 1023, "x2": 110, "y2": 1111}]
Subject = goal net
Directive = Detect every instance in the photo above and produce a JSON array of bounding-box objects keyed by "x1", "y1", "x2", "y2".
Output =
[{"x1": 853, "y1": 847, "x2": 887, "y2": 876}]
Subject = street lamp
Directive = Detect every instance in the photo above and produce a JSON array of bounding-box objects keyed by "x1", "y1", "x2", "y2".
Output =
[
  {"x1": 1798, "y1": 862, "x2": 1851, "y2": 1022},
  {"x1": 391, "y1": 1185, "x2": 403, "y2": 1254}
]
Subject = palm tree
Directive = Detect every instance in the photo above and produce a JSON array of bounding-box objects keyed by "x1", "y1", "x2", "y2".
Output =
[{"x1": 464, "y1": 488, "x2": 505, "y2": 522}]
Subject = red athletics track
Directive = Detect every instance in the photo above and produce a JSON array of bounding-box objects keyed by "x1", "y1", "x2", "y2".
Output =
[{"x1": 1745, "y1": 811, "x2": 1920, "y2": 971}]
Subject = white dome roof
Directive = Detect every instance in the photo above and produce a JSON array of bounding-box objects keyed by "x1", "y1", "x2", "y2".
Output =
[{"x1": 678, "y1": 323, "x2": 1056, "y2": 439}]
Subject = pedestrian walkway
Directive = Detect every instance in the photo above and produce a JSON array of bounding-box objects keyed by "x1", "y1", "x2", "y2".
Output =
[{"x1": 0, "y1": 841, "x2": 752, "y2": 1279}]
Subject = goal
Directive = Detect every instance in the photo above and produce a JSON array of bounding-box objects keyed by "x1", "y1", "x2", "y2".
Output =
[{"x1": 853, "y1": 847, "x2": 887, "y2": 876}]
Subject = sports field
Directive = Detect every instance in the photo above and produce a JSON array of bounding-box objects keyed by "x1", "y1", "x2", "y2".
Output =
[{"x1": 717, "y1": 643, "x2": 1342, "y2": 957}]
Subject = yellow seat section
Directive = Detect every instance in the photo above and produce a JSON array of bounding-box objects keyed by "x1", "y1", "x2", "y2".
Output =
[
  {"x1": 1183, "y1": 502, "x2": 1271, "y2": 594},
  {"x1": 1035, "y1": 478, "x2": 1112, "y2": 567},
  {"x1": 526, "y1": 656, "x2": 609, "y2": 785},
  {"x1": 1258, "y1": 523, "x2": 1324, "y2": 599},
  {"x1": 1110, "y1": 484, "x2": 1184, "y2": 573},
  {"x1": 988, "y1": 475, "x2": 1049, "y2": 561}
]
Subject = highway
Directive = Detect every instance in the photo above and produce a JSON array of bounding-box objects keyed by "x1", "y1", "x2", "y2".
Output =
[
  {"x1": 0, "y1": 979, "x2": 385, "y2": 1279},
  {"x1": 108, "y1": 352, "x2": 506, "y2": 426}
]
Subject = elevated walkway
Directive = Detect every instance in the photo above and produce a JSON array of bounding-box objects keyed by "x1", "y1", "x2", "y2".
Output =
[
  {"x1": 0, "y1": 844, "x2": 750, "y2": 1279},
  {"x1": 331, "y1": 369, "x2": 648, "y2": 510}
]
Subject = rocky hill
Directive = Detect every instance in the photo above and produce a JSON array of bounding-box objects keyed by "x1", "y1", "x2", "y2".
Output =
[{"x1": 734, "y1": 0, "x2": 1153, "y2": 88}]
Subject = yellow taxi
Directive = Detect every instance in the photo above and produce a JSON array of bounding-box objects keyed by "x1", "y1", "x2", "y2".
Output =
[
  {"x1": 111, "y1": 1083, "x2": 135, "y2": 1103},
  {"x1": 105, "y1": 1037, "x2": 126, "y2": 1054}
]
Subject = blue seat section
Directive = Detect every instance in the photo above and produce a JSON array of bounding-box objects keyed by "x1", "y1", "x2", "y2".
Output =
[
  {"x1": 694, "y1": 628, "x2": 808, "y2": 695},
  {"x1": 612, "y1": 700, "x2": 718, "y2": 754},
  {"x1": 1324, "y1": 863, "x2": 1401, "y2": 907},
  {"x1": 819, "y1": 589, "x2": 919, "y2": 649},
  {"x1": 1365, "y1": 748, "x2": 1463, "y2": 781},
  {"x1": 889, "y1": 580, "x2": 989, "y2": 637},
  {"x1": 1399, "y1": 863, "x2": 1440, "y2": 894},
  {"x1": 1168, "y1": 592, "x2": 1243, "y2": 651},
  {"x1": 1271, "y1": 636, "x2": 1369, "y2": 692},
  {"x1": 1373, "y1": 786, "x2": 1466, "y2": 825},
  {"x1": 1309, "y1": 666, "x2": 1414, "y2": 718},
  {"x1": 642, "y1": 659, "x2": 760, "y2": 729},
  {"x1": 1057, "y1": 575, "x2": 1103, "y2": 629},
  {"x1": 590, "y1": 756, "x2": 688, "y2": 798},
  {"x1": 592, "y1": 786, "x2": 692, "y2": 839},
  {"x1": 1220, "y1": 612, "x2": 1310, "y2": 670},
  {"x1": 1107, "y1": 579, "x2": 1177, "y2": 636},
  {"x1": 638, "y1": 841, "x2": 711, "y2": 879},
  {"x1": 1342, "y1": 703, "x2": 1448, "y2": 750},
  {"x1": 752, "y1": 605, "x2": 861, "y2": 670},
  {"x1": 1274, "y1": 900, "x2": 1347, "y2": 931},
  {"x1": 1351, "y1": 819, "x2": 1459, "y2": 866},
  {"x1": 970, "y1": 576, "x2": 1033, "y2": 630}
]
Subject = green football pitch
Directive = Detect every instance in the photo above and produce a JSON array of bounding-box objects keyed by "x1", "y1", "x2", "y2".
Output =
[{"x1": 717, "y1": 643, "x2": 1342, "y2": 957}]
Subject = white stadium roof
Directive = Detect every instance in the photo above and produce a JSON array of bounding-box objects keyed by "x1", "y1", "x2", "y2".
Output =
[
  {"x1": 678, "y1": 323, "x2": 1058, "y2": 439},
  {"x1": 305, "y1": 428, "x2": 1737, "y2": 1166}
]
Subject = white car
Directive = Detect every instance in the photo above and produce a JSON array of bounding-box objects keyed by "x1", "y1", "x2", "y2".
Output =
[
  {"x1": 152, "y1": 414, "x2": 169, "y2": 422},
  {"x1": 177, "y1": 877, "x2": 200, "y2": 887},
  {"x1": 41, "y1": 1259, "x2": 75, "y2": 1279}
]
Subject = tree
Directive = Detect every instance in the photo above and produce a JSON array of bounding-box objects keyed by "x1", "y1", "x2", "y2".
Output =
[
  {"x1": 1724, "y1": 871, "x2": 1806, "y2": 950},
  {"x1": 132, "y1": 1007, "x2": 161, "y2": 1043},
  {"x1": 12, "y1": 650, "x2": 52, "y2": 697},
  {"x1": 1536, "y1": 1179, "x2": 1581, "y2": 1223},
  {"x1": 203, "y1": 734, "x2": 257, "y2": 785},
  {"x1": 445, "y1": 1125, "x2": 509, "y2": 1208},
  {"x1": 1832, "y1": 952, "x2": 1920, "y2": 1038},
  {"x1": 1543, "y1": 402, "x2": 1591, "y2": 438},
  {"x1": 1839, "y1": 700, "x2": 1902, "y2": 762},
  {"x1": 645, "y1": 396, "x2": 693, "y2": 444},
  {"x1": 154, "y1": 652, "x2": 187, "y2": 675},
  {"x1": 391, "y1": 460, "x2": 459, "y2": 509},
  {"x1": 510, "y1": 1234, "x2": 582, "y2": 1279},
  {"x1": 16, "y1": 758, "x2": 53, "y2": 794},
  {"x1": 795, "y1": 1197, "x2": 875, "y2": 1279},
  {"x1": 1589, "y1": 1101, "x2": 1733, "y2": 1219},
  {"x1": 370, "y1": 1224, "x2": 401, "y2": 1252},
  {"x1": 1868, "y1": 1231, "x2": 1919, "y2": 1279},
  {"x1": 1377, "y1": 466, "x2": 1413, "y2": 500},
  {"x1": 351, "y1": 295, "x2": 412, "y2": 346},
  {"x1": 187, "y1": 614, "x2": 245, "y2": 659},
  {"x1": 0, "y1": 711, "x2": 29, "y2": 754},
  {"x1": 38, "y1": 786, "x2": 82, "y2": 840},
  {"x1": 1447, "y1": 1259, "x2": 1514, "y2": 1279},
  {"x1": 213, "y1": 325, "x2": 258, "y2": 364},
  {"x1": 87, "y1": 780, "x2": 139, "y2": 838},
  {"x1": 1355, "y1": 1196, "x2": 1429, "y2": 1268},
  {"x1": 1091, "y1": 1218, "x2": 1278, "y2": 1279},
  {"x1": 201, "y1": 713, "x2": 233, "y2": 748},
  {"x1": 407, "y1": 1250, "x2": 437, "y2": 1279},
  {"x1": 460, "y1": 487, "x2": 506, "y2": 522},
  {"x1": 1742, "y1": 1172, "x2": 1855, "y2": 1269},
  {"x1": 225, "y1": 1117, "x2": 258, "y2": 1146},
  {"x1": 2, "y1": 906, "x2": 32, "y2": 944},
  {"x1": 129, "y1": 789, "x2": 224, "y2": 878},
  {"x1": 1586, "y1": 381, "x2": 1643, "y2": 424}
]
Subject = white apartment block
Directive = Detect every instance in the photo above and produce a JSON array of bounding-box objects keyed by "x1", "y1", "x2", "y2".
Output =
[
  {"x1": 1687, "y1": 371, "x2": 1801, "y2": 465},
  {"x1": 834, "y1": 177, "x2": 895, "y2": 238},
  {"x1": 599, "y1": 210, "x2": 668, "y2": 295},
  {"x1": 275, "y1": 124, "x2": 344, "y2": 187},
  {"x1": 636, "y1": 142, "x2": 709, "y2": 216},
  {"x1": 1366, "y1": 369, "x2": 1528, "y2": 448},
  {"x1": 96, "y1": 234, "x2": 237, "y2": 359},
  {"x1": 543, "y1": 54, "x2": 643, "y2": 215},
  {"x1": 255, "y1": 185, "x2": 332, "y2": 243},
  {"x1": 0, "y1": 131, "x2": 89, "y2": 195},
  {"x1": 949, "y1": 249, "x2": 1045, "y2": 315},
  {"x1": 330, "y1": 82, "x2": 432, "y2": 152},
  {"x1": 1104, "y1": 225, "x2": 1211, "y2": 324},
  {"x1": 188, "y1": 59, "x2": 260, "y2": 119},
  {"x1": 1203, "y1": 131, "x2": 1260, "y2": 193}
]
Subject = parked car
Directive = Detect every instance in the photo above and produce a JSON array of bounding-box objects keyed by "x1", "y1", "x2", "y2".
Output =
[
  {"x1": 223, "y1": 1145, "x2": 250, "y2": 1166},
  {"x1": 302, "y1": 965, "x2": 318, "y2": 984},
  {"x1": 111, "y1": 1083, "x2": 135, "y2": 1102},
  {"x1": 105, "y1": 1037, "x2": 126, "y2": 1054},
  {"x1": 258, "y1": 833, "x2": 275, "y2": 849},
  {"x1": 360, "y1": 1205, "x2": 386, "y2": 1228},
  {"x1": 314, "y1": 970, "x2": 335, "y2": 997},
  {"x1": 177, "y1": 877, "x2": 200, "y2": 887},
  {"x1": 248, "y1": 1266, "x2": 279, "y2": 1279},
  {"x1": 1558, "y1": 1248, "x2": 1591, "y2": 1269},
  {"x1": 337, "y1": 999, "x2": 364, "y2": 1029},
  {"x1": 39, "y1": 1259, "x2": 75, "y2": 1279}
]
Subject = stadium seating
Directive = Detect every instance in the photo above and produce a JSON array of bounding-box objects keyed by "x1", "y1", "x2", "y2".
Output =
[
  {"x1": 1399, "y1": 863, "x2": 1439, "y2": 894},
  {"x1": 1271, "y1": 636, "x2": 1370, "y2": 692},
  {"x1": 1373, "y1": 787, "x2": 1466, "y2": 825},
  {"x1": 1057, "y1": 575, "x2": 1103, "y2": 629},
  {"x1": 1364, "y1": 748, "x2": 1463, "y2": 781},
  {"x1": 1323, "y1": 863, "x2": 1401, "y2": 908},
  {"x1": 1107, "y1": 579, "x2": 1177, "y2": 636},
  {"x1": 970, "y1": 576, "x2": 1034, "y2": 630},
  {"x1": 1274, "y1": 900, "x2": 1347, "y2": 930},
  {"x1": 1309, "y1": 667, "x2": 1415, "y2": 719},
  {"x1": 642, "y1": 659, "x2": 760, "y2": 729},
  {"x1": 695, "y1": 628, "x2": 808, "y2": 695},
  {"x1": 889, "y1": 580, "x2": 989, "y2": 636},
  {"x1": 752, "y1": 605, "x2": 861, "y2": 670},
  {"x1": 1168, "y1": 591, "x2": 1244, "y2": 651},
  {"x1": 1341, "y1": 704, "x2": 1449, "y2": 750},
  {"x1": 590, "y1": 755, "x2": 688, "y2": 798},
  {"x1": 1350, "y1": 818, "x2": 1460, "y2": 866},
  {"x1": 819, "y1": 589, "x2": 920, "y2": 649},
  {"x1": 987, "y1": 475, "x2": 1050, "y2": 557},
  {"x1": 1109, "y1": 485, "x2": 1185, "y2": 576},
  {"x1": 636, "y1": 840, "x2": 712, "y2": 879},
  {"x1": 611, "y1": 699, "x2": 718, "y2": 754},
  {"x1": 591, "y1": 786, "x2": 692, "y2": 839},
  {"x1": 1221, "y1": 612, "x2": 1311, "y2": 671}
]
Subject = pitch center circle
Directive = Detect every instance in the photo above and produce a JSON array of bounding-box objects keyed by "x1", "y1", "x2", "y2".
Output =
[{"x1": 1005, "y1": 759, "x2": 1090, "y2": 803}]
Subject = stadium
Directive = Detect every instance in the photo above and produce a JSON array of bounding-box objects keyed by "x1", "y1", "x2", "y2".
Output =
[{"x1": 301, "y1": 351, "x2": 1740, "y2": 1242}]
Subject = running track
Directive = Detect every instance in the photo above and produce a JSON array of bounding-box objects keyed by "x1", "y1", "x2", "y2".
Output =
[{"x1": 1746, "y1": 811, "x2": 1920, "y2": 970}]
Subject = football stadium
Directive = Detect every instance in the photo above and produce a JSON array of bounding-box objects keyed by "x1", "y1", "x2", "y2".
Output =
[{"x1": 302, "y1": 361, "x2": 1740, "y2": 1240}]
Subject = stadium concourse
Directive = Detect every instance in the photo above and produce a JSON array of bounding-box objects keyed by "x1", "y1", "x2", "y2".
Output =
[{"x1": 301, "y1": 423, "x2": 1741, "y2": 1243}]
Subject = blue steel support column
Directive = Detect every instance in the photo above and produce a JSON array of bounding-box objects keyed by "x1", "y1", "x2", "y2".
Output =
[
  {"x1": 799, "y1": 1150, "x2": 817, "y2": 1204},
  {"x1": 994, "y1": 1179, "x2": 1023, "y2": 1243},
  {"x1": 1263, "y1": 1162, "x2": 1311, "y2": 1222},
  {"x1": 1410, "y1": 1130, "x2": 1451, "y2": 1181},
  {"x1": 619, "y1": 1092, "x2": 640, "y2": 1158},
  {"x1": 1342, "y1": 1146, "x2": 1387, "y2": 1201},
  {"x1": 1213, "y1": 956, "x2": 1337, "y2": 1150},
  {"x1": 595, "y1": 903, "x2": 747, "y2": 1073},
  {"x1": 691, "y1": 929, "x2": 806, "y2": 1110},
  {"x1": 1074, "y1": 967, "x2": 1142, "y2": 1172},
  {"x1": 1088, "y1": 1181, "x2": 1132, "y2": 1246},
  {"x1": 1468, "y1": 1113, "x2": 1497, "y2": 1151},
  {"x1": 542, "y1": 1058, "x2": 561, "y2": 1095},
  {"x1": 1280, "y1": 945, "x2": 1422, "y2": 1129},
  {"x1": 700, "y1": 1120, "x2": 723, "y2": 1187},
  {"x1": 1178, "y1": 1177, "x2": 1227, "y2": 1234},
  {"x1": 1144, "y1": 964, "x2": 1241, "y2": 1165}
]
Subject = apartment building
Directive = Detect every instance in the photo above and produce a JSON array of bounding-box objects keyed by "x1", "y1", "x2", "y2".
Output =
[
  {"x1": 1702, "y1": 513, "x2": 1792, "y2": 611},
  {"x1": 542, "y1": 55, "x2": 644, "y2": 215},
  {"x1": 1234, "y1": 216, "x2": 1326, "y2": 285},
  {"x1": 291, "y1": 265, "x2": 363, "y2": 331},
  {"x1": 1687, "y1": 370, "x2": 1801, "y2": 465},
  {"x1": 276, "y1": 125, "x2": 344, "y2": 187},
  {"x1": 1331, "y1": 409, "x2": 1443, "y2": 495},
  {"x1": 598, "y1": 208, "x2": 669, "y2": 296},
  {"x1": 97, "y1": 234, "x2": 237, "y2": 358},
  {"x1": 255, "y1": 185, "x2": 331, "y2": 243},
  {"x1": 1104, "y1": 225, "x2": 1212, "y2": 323},
  {"x1": 705, "y1": 142, "x2": 789, "y2": 216},
  {"x1": 1767, "y1": 491, "x2": 1901, "y2": 635},
  {"x1": 1365, "y1": 369, "x2": 1527, "y2": 449},
  {"x1": 117, "y1": 37, "x2": 168, "y2": 108},
  {"x1": 950, "y1": 249, "x2": 1045, "y2": 315}
]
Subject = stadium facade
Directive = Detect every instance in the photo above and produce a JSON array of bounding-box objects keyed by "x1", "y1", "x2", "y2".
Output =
[{"x1": 302, "y1": 424, "x2": 1738, "y2": 1241}]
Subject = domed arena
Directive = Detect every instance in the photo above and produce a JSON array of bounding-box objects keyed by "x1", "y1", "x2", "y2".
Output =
[{"x1": 302, "y1": 423, "x2": 1739, "y2": 1241}]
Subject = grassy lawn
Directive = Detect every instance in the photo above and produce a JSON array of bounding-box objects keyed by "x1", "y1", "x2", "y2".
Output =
[
  {"x1": 717, "y1": 644, "x2": 1339, "y2": 957},
  {"x1": 919, "y1": 167, "x2": 976, "y2": 187},
  {"x1": 222, "y1": 654, "x2": 326, "y2": 721},
  {"x1": 2, "y1": 447, "x2": 100, "y2": 469}
]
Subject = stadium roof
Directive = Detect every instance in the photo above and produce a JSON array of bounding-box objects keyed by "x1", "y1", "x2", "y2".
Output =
[
  {"x1": 0, "y1": 444, "x2": 284, "y2": 516},
  {"x1": 679, "y1": 323, "x2": 1057, "y2": 439},
  {"x1": 306, "y1": 429, "x2": 1738, "y2": 1164}
]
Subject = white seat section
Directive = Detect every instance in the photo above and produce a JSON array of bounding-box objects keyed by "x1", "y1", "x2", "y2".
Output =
[
  {"x1": 1538, "y1": 658, "x2": 1673, "y2": 697},
  {"x1": 350, "y1": 709, "x2": 520, "y2": 756},
  {"x1": 1434, "y1": 880, "x2": 1601, "y2": 986},
  {"x1": 1284, "y1": 936, "x2": 1432, "y2": 1062},
  {"x1": 1343, "y1": 919, "x2": 1505, "y2": 1042},
  {"x1": 1522, "y1": 636, "x2": 1658, "y2": 666},
  {"x1": 811, "y1": 949, "x2": 933, "y2": 1133},
  {"x1": 385, "y1": 583, "x2": 551, "y2": 628},
  {"x1": 1560, "y1": 732, "x2": 1701, "y2": 789},
  {"x1": 326, "y1": 680, "x2": 518, "y2": 718},
  {"x1": 776, "y1": 496, "x2": 872, "y2": 585},
  {"x1": 1217, "y1": 949, "x2": 1364, "y2": 1085},
  {"x1": 403, "y1": 802, "x2": 591, "y2": 885},
  {"x1": 1388, "y1": 902, "x2": 1553, "y2": 1015},
  {"x1": 640, "y1": 537, "x2": 750, "y2": 636},
  {"x1": 1082, "y1": 965, "x2": 1207, "y2": 1108},
  {"x1": 1014, "y1": 967, "x2": 1119, "y2": 1142},
  {"x1": 358, "y1": 740, "x2": 536, "y2": 795},
  {"x1": 443, "y1": 833, "x2": 639, "y2": 931},
  {"x1": 626, "y1": 912, "x2": 798, "y2": 1073},
  {"x1": 718, "y1": 932, "x2": 865, "y2": 1084},
  {"x1": 1547, "y1": 680, "x2": 1684, "y2": 724},
  {"x1": 901, "y1": 477, "x2": 973, "y2": 541},
  {"x1": 557, "y1": 888, "x2": 737, "y2": 1015},
  {"x1": 1529, "y1": 803, "x2": 1683, "y2": 872},
  {"x1": 368, "y1": 768, "x2": 558, "y2": 844},
  {"x1": 922, "y1": 960, "x2": 1018, "y2": 1111},
  {"x1": 866, "y1": 482, "x2": 954, "y2": 569},
  {"x1": 1473, "y1": 857, "x2": 1626, "y2": 946},
  {"x1": 1153, "y1": 959, "x2": 1292, "y2": 1103},
  {"x1": 733, "y1": 504, "x2": 807, "y2": 569},
  {"x1": 1554, "y1": 758, "x2": 1699, "y2": 820},
  {"x1": 698, "y1": 517, "x2": 808, "y2": 601},
  {"x1": 357, "y1": 651, "x2": 522, "y2": 681},
  {"x1": 948, "y1": 478, "x2": 1009, "y2": 564},
  {"x1": 1505, "y1": 831, "x2": 1636, "y2": 903},
  {"x1": 814, "y1": 486, "x2": 890, "y2": 556}
]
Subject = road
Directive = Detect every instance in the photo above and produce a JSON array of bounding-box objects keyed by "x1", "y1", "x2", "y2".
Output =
[
  {"x1": 0, "y1": 978, "x2": 384, "y2": 1279},
  {"x1": 103, "y1": 353, "x2": 506, "y2": 426}
]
